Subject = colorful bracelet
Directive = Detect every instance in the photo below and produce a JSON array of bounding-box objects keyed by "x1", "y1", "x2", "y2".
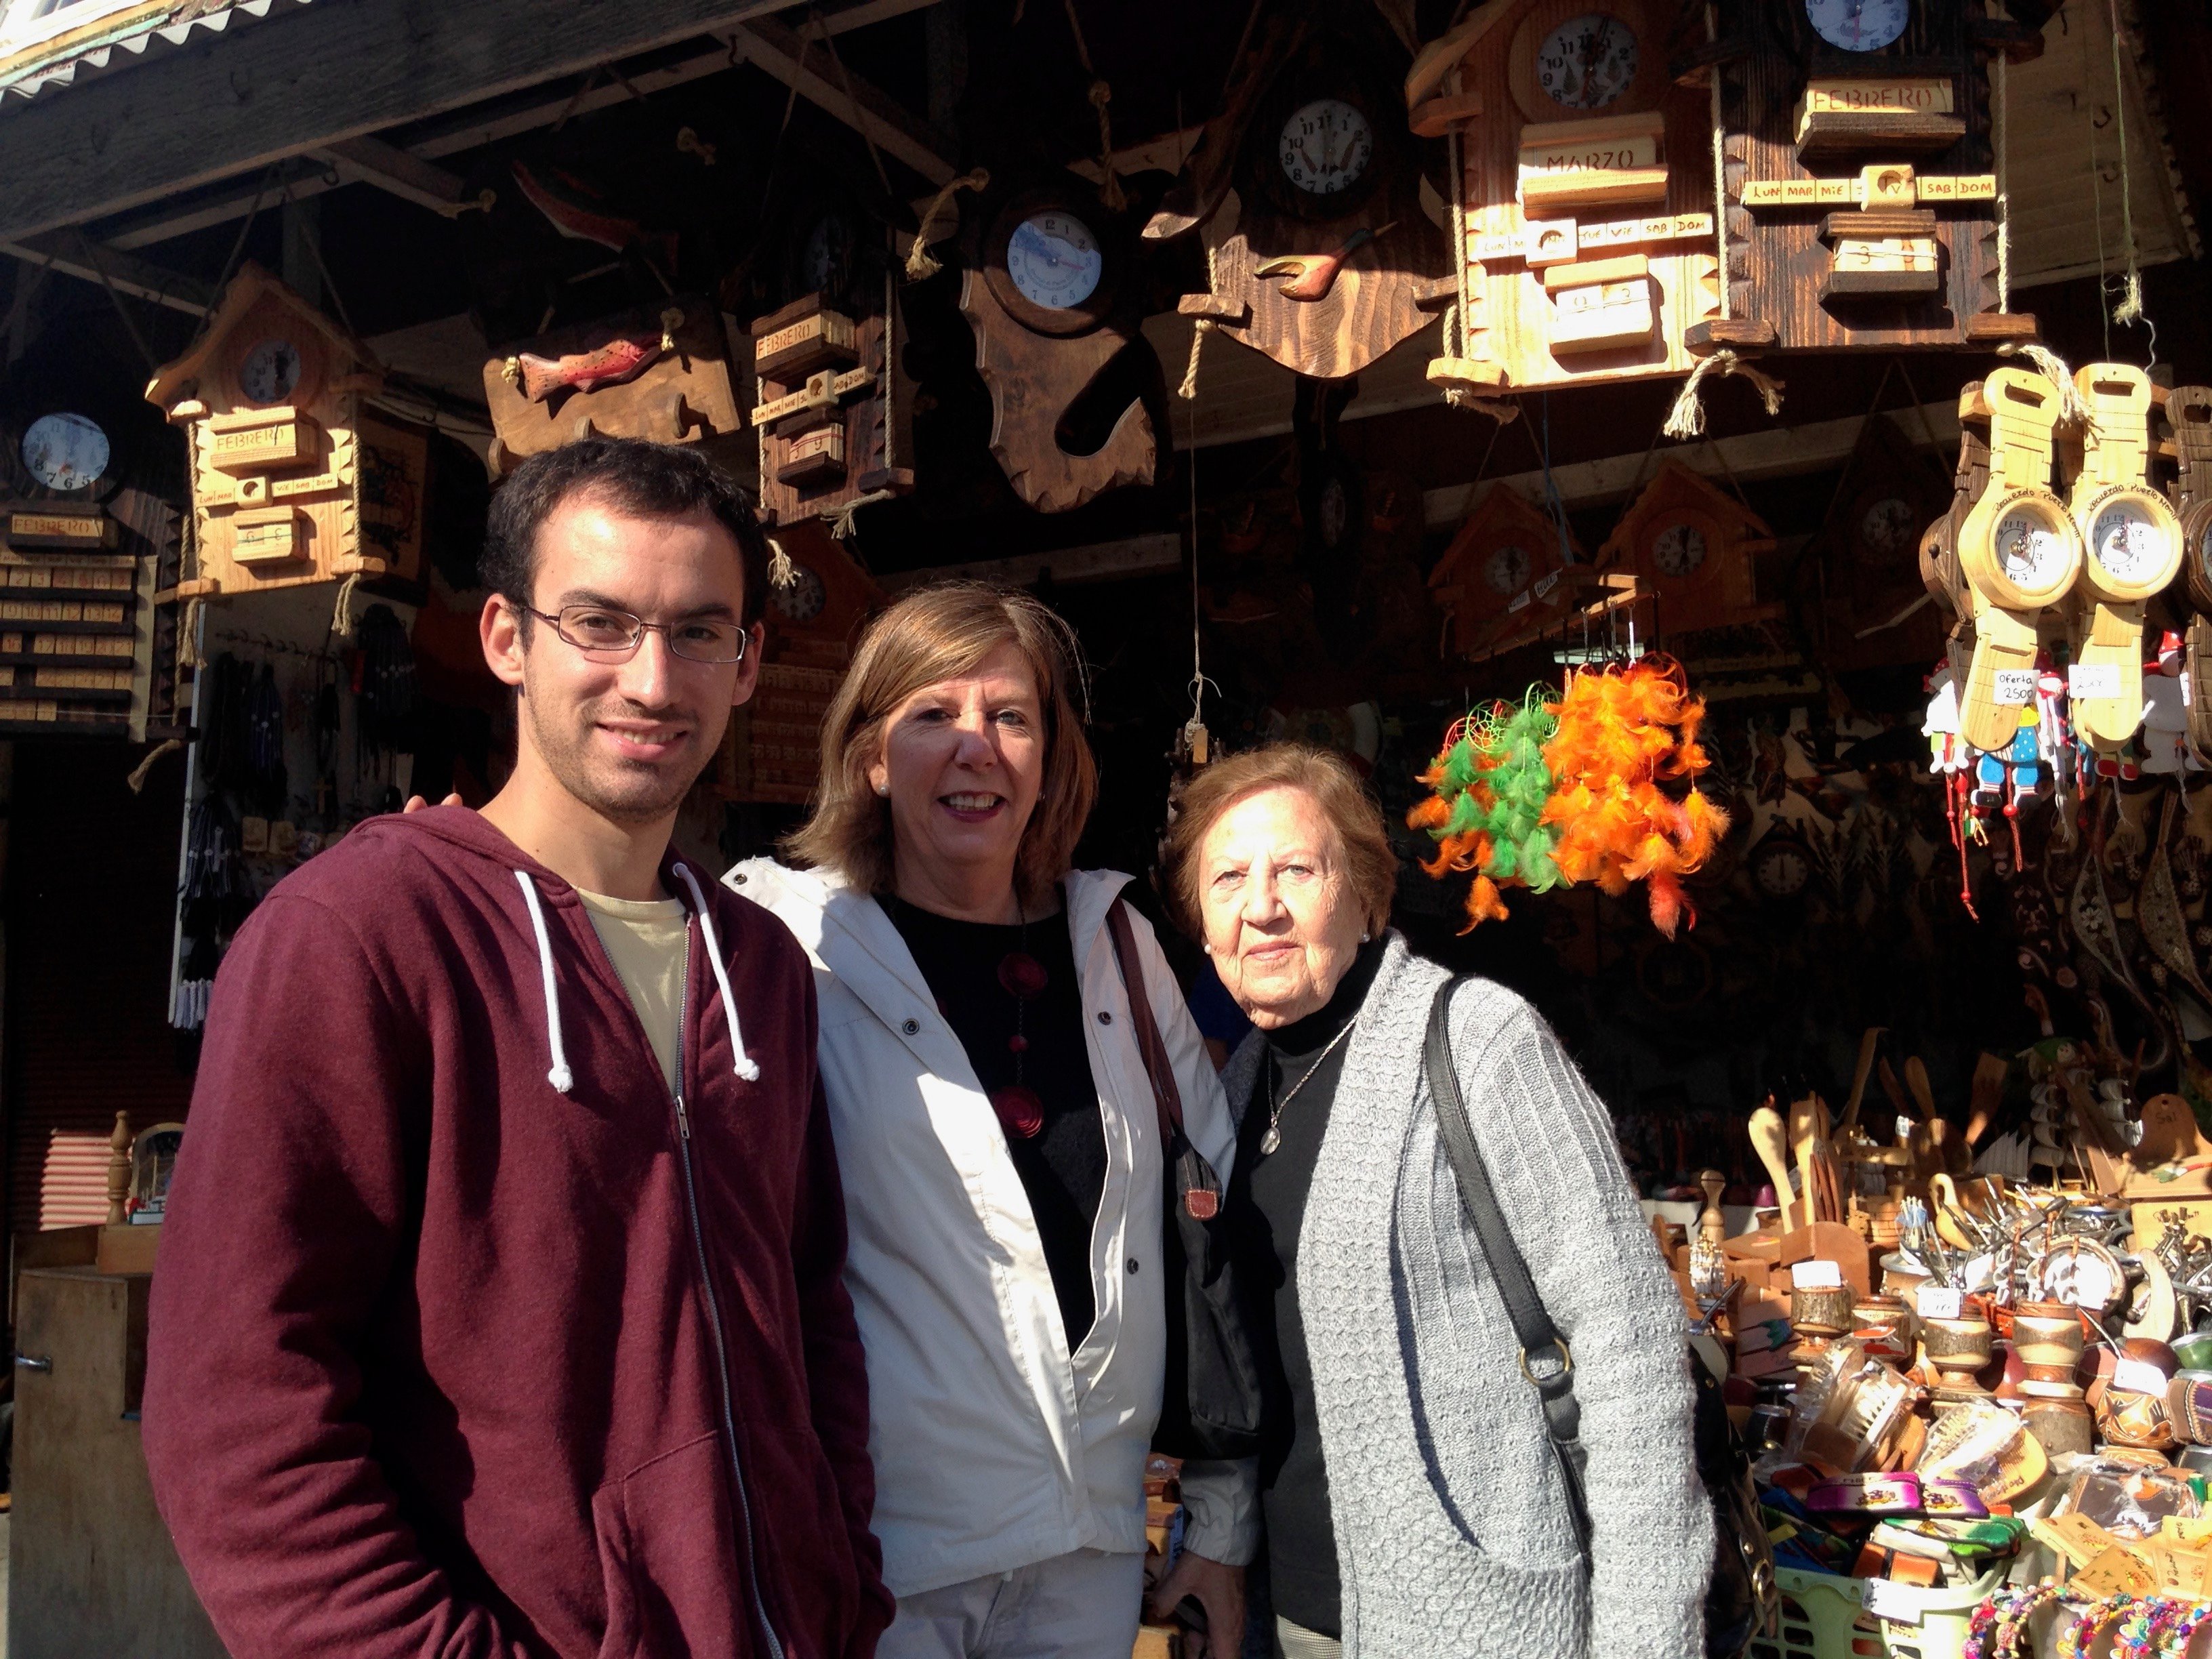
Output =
[
  {"x1": 2064, "y1": 1595, "x2": 2144, "y2": 1659},
  {"x1": 1990, "y1": 1582, "x2": 2082, "y2": 1659},
  {"x1": 2118, "y1": 1597, "x2": 2186, "y2": 1659},
  {"x1": 2163, "y1": 1600, "x2": 2212, "y2": 1658}
]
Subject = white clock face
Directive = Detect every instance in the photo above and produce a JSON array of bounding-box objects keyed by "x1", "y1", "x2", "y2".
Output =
[
  {"x1": 770, "y1": 561, "x2": 827, "y2": 623},
  {"x1": 2091, "y1": 500, "x2": 2165, "y2": 583},
  {"x1": 1860, "y1": 496, "x2": 1917, "y2": 556},
  {"x1": 1005, "y1": 212, "x2": 1103, "y2": 312},
  {"x1": 1536, "y1": 13, "x2": 1640, "y2": 111},
  {"x1": 1277, "y1": 98, "x2": 1373, "y2": 197},
  {"x1": 1484, "y1": 544, "x2": 1532, "y2": 594},
  {"x1": 239, "y1": 337, "x2": 304, "y2": 405},
  {"x1": 1652, "y1": 521, "x2": 1708, "y2": 576},
  {"x1": 1755, "y1": 842, "x2": 1810, "y2": 897},
  {"x1": 22, "y1": 412, "x2": 109, "y2": 492},
  {"x1": 1805, "y1": 0, "x2": 1911, "y2": 53},
  {"x1": 1996, "y1": 511, "x2": 2068, "y2": 586}
]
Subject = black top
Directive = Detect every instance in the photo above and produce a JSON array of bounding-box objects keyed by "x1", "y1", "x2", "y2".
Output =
[
  {"x1": 881, "y1": 892, "x2": 1108, "y2": 1347},
  {"x1": 1227, "y1": 937, "x2": 1386, "y2": 1642}
]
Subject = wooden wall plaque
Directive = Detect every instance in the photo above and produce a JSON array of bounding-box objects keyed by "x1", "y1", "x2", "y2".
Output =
[
  {"x1": 483, "y1": 296, "x2": 743, "y2": 479},
  {"x1": 1413, "y1": 0, "x2": 1721, "y2": 398},
  {"x1": 1691, "y1": 0, "x2": 2043, "y2": 358}
]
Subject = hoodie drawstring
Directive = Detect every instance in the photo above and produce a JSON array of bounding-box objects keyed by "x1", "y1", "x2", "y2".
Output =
[
  {"x1": 514, "y1": 870, "x2": 575, "y2": 1094},
  {"x1": 674, "y1": 863, "x2": 761, "y2": 1083}
]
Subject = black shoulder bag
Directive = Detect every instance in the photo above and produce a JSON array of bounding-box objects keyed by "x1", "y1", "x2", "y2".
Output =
[
  {"x1": 1107, "y1": 899, "x2": 1276, "y2": 1460},
  {"x1": 1421, "y1": 981, "x2": 1776, "y2": 1659}
]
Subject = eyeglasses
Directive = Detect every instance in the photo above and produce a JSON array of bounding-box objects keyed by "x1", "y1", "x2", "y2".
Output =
[{"x1": 521, "y1": 604, "x2": 750, "y2": 665}]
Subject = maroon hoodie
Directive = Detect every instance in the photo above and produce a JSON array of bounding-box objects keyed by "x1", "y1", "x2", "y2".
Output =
[{"x1": 142, "y1": 806, "x2": 891, "y2": 1659}]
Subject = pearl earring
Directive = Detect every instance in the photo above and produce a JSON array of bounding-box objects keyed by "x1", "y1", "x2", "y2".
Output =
[{"x1": 874, "y1": 781, "x2": 890, "y2": 797}]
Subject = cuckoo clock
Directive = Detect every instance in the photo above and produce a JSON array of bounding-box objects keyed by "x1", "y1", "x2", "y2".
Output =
[
  {"x1": 1145, "y1": 5, "x2": 1455, "y2": 382},
  {"x1": 2163, "y1": 384, "x2": 2212, "y2": 762},
  {"x1": 483, "y1": 296, "x2": 745, "y2": 480},
  {"x1": 715, "y1": 519, "x2": 884, "y2": 804},
  {"x1": 147, "y1": 264, "x2": 427, "y2": 603},
  {"x1": 1599, "y1": 460, "x2": 1778, "y2": 639},
  {"x1": 1822, "y1": 411, "x2": 1950, "y2": 668},
  {"x1": 1428, "y1": 483, "x2": 1585, "y2": 659},
  {"x1": 955, "y1": 184, "x2": 1155, "y2": 513},
  {"x1": 1412, "y1": 0, "x2": 1723, "y2": 401},
  {"x1": 1689, "y1": 0, "x2": 2044, "y2": 359},
  {"x1": 750, "y1": 291, "x2": 915, "y2": 528}
]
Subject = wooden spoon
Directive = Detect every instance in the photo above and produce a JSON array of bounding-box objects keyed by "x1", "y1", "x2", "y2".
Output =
[{"x1": 1749, "y1": 1104, "x2": 1794, "y2": 1223}]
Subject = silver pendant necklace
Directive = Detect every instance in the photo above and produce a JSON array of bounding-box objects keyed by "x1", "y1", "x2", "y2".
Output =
[{"x1": 1260, "y1": 1019, "x2": 1356, "y2": 1155}]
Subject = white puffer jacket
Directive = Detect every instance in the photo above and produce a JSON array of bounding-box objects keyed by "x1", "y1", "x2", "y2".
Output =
[{"x1": 725, "y1": 859, "x2": 1253, "y2": 1599}]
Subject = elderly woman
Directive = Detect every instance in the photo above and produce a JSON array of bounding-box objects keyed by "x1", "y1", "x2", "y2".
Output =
[
  {"x1": 1158, "y1": 743, "x2": 1711, "y2": 1659},
  {"x1": 728, "y1": 583, "x2": 1251, "y2": 1659}
]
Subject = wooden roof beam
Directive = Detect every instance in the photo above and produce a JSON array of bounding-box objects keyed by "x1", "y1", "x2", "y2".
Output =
[
  {"x1": 310, "y1": 135, "x2": 482, "y2": 218},
  {"x1": 0, "y1": 230, "x2": 211, "y2": 315},
  {"x1": 0, "y1": 0, "x2": 928, "y2": 245},
  {"x1": 733, "y1": 14, "x2": 956, "y2": 186}
]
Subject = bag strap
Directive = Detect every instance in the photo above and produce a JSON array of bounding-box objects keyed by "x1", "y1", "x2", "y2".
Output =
[
  {"x1": 1106, "y1": 898, "x2": 1221, "y2": 1219},
  {"x1": 1422, "y1": 980, "x2": 1587, "y2": 1501}
]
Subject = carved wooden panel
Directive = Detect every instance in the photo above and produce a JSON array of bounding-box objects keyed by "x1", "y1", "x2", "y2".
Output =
[{"x1": 747, "y1": 292, "x2": 912, "y2": 528}]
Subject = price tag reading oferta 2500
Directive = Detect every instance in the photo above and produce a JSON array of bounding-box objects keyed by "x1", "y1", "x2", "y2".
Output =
[{"x1": 1992, "y1": 669, "x2": 2037, "y2": 705}]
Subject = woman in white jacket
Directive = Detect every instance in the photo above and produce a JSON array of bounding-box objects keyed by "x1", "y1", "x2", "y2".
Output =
[{"x1": 727, "y1": 583, "x2": 1249, "y2": 1659}]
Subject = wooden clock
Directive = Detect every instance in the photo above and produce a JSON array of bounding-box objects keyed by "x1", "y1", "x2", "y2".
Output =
[
  {"x1": 1427, "y1": 483, "x2": 1583, "y2": 659},
  {"x1": 1147, "y1": 4, "x2": 1454, "y2": 382},
  {"x1": 483, "y1": 296, "x2": 745, "y2": 480},
  {"x1": 1412, "y1": 0, "x2": 1722, "y2": 400},
  {"x1": 1597, "y1": 459, "x2": 1778, "y2": 639},
  {"x1": 2161, "y1": 384, "x2": 2212, "y2": 763},
  {"x1": 749, "y1": 290, "x2": 914, "y2": 528},
  {"x1": 1954, "y1": 365, "x2": 2081, "y2": 753},
  {"x1": 147, "y1": 263, "x2": 427, "y2": 603},
  {"x1": 2064, "y1": 364, "x2": 2182, "y2": 752},
  {"x1": 1822, "y1": 412, "x2": 1949, "y2": 669},
  {"x1": 956, "y1": 184, "x2": 1155, "y2": 513},
  {"x1": 1690, "y1": 0, "x2": 2044, "y2": 359}
]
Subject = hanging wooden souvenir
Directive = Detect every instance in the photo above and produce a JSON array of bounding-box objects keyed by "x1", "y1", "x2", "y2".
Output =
[
  {"x1": 1919, "y1": 382, "x2": 1988, "y2": 675},
  {"x1": 1954, "y1": 366, "x2": 2081, "y2": 752},
  {"x1": 715, "y1": 519, "x2": 884, "y2": 804},
  {"x1": 749, "y1": 290, "x2": 914, "y2": 529},
  {"x1": 1145, "y1": 5, "x2": 1455, "y2": 382},
  {"x1": 1820, "y1": 412, "x2": 1950, "y2": 670},
  {"x1": 2160, "y1": 383, "x2": 2212, "y2": 763},
  {"x1": 1428, "y1": 483, "x2": 1585, "y2": 659},
  {"x1": 1691, "y1": 1, "x2": 2043, "y2": 358},
  {"x1": 1409, "y1": 0, "x2": 1722, "y2": 400},
  {"x1": 956, "y1": 184, "x2": 1155, "y2": 512},
  {"x1": 483, "y1": 297, "x2": 745, "y2": 480},
  {"x1": 2061, "y1": 364, "x2": 2182, "y2": 752},
  {"x1": 1597, "y1": 459, "x2": 1778, "y2": 639},
  {"x1": 147, "y1": 264, "x2": 427, "y2": 602}
]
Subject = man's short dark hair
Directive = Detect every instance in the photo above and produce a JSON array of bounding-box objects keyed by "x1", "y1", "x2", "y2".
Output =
[{"x1": 482, "y1": 438, "x2": 772, "y2": 628}]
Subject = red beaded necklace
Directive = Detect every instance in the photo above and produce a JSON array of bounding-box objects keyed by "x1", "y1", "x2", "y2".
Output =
[{"x1": 991, "y1": 897, "x2": 1049, "y2": 1141}]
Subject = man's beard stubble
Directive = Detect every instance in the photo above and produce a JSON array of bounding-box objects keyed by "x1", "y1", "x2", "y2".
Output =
[{"x1": 518, "y1": 681, "x2": 720, "y2": 827}]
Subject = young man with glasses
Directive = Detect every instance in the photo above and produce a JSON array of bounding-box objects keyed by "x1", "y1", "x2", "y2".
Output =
[{"x1": 144, "y1": 439, "x2": 891, "y2": 1659}]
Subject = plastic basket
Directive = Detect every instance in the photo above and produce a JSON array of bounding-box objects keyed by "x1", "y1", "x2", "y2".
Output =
[
  {"x1": 1750, "y1": 1568, "x2": 1883, "y2": 1659},
  {"x1": 1747, "y1": 1565, "x2": 2007, "y2": 1659},
  {"x1": 1861, "y1": 1565, "x2": 2005, "y2": 1659}
]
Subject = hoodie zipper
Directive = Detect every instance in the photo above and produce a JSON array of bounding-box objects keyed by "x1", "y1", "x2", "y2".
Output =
[{"x1": 670, "y1": 927, "x2": 787, "y2": 1659}]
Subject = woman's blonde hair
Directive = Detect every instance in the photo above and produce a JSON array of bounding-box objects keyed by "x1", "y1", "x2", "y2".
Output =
[
  {"x1": 783, "y1": 582, "x2": 1098, "y2": 909},
  {"x1": 1160, "y1": 744, "x2": 1398, "y2": 941}
]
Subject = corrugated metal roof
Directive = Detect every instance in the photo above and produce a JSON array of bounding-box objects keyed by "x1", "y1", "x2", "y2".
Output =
[{"x1": 0, "y1": 0, "x2": 310, "y2": 106}]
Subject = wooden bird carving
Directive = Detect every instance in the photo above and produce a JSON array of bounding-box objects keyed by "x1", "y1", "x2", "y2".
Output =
[{"x1": 1254, "y1": 224, "x2": 1395, "y2": 303}]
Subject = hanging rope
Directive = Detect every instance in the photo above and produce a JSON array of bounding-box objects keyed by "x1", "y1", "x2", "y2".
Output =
[
  {"x1": 1662, "y1": 350, "x2": 1785, "y2": 441},
  {"x1": 905, "y1": 168, "x2": 989, "y2": 281},
  {"x1": 279, "y1": 179, "x2": 361, "y2": 337},
  {"x1": 1711, "y1": 117, "x2": 1730, "y2": 320},
  {"x1": 1996, "y1": 340, "x2": 2091, "y2": 423},
  {"x1": 125, "y1": 737, "x2": 184, "y2": 795},
  {"x1": 180, "y1": 596, "x2": 207, "y2": 670},
  {"x1": 1179, "y1": 241, "x2": 1222, "y2": 401},
  {"x1": 2107, "y1": 0, "x2": 2146, "y2": 324},
  {"x1": 1060, "y1": 0, "x2": 1125, "y2": 211},
  {"x1": 766, "y1": 535, "x2": 797, "y2": 590},
  {"x1": 329, "y1": 570, "x2": 362, "y2": 639},
  {"x1": 1996, "y1": 51, "x2": 2011, "y2": 310},
  {"x1": 813, "y1": 12, "x2": 894, "y2": 198}
]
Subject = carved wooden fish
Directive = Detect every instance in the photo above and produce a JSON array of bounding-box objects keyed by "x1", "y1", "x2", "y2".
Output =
[
  {"x1": 1254, "y1": 222, "x2": 1393, "y2": 303},
  {"x1": 512, "y1": 335, "x2": 664, "y2": 402},
  {"x1": 510, "y1": 161, "x2": 679, "y2": 274}
]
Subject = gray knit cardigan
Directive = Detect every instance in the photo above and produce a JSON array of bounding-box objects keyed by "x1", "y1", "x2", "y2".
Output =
[{"x1": 1221, "y1": 935, "x2": 1711, "y2": 1658}]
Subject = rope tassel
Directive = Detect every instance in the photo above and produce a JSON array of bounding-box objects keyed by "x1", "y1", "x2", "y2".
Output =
[
  {"x1": 1662, "y1": 350, "x2": 1785, "y2": 441},
  {"x1": 904, "y1": 169, "x2": 989, "y2": 283}
]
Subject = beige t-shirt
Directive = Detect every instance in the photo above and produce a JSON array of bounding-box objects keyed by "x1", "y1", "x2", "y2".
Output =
[{"x1": 577, "y1": 888, "x2": 689, "y2": 1095}]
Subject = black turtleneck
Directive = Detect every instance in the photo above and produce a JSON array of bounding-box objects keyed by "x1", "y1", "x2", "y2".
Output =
[{"x1": 1228, "y1": 936, "x2": 1385, "y2": 1641}]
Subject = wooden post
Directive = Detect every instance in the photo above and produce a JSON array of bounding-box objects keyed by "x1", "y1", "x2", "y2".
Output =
[{"x1": 104, "y1": 1111, "x2": 131, "y2": 1227}]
